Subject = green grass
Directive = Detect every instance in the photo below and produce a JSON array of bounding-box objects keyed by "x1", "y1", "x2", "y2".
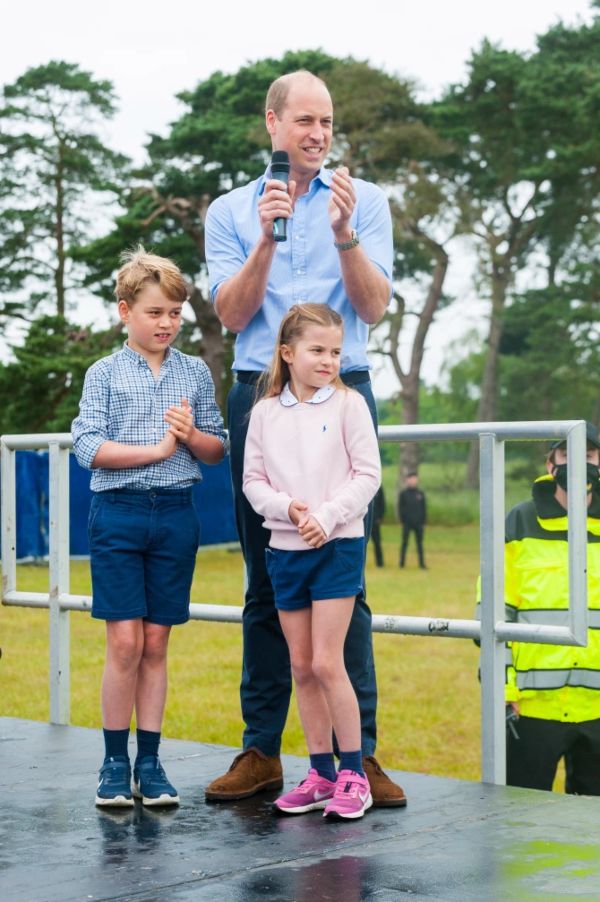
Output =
[
  {"x1": 0, "y1": 522, "x2": 483, "y2": 781},
  {"x1": 379, "y1": 456, "x2": 534, "y2": 527}
]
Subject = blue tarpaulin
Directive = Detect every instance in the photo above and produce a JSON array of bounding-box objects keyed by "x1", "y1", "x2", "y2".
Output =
[{"x1": 1, "y1": 451, "x2": 238, "y2": 559}]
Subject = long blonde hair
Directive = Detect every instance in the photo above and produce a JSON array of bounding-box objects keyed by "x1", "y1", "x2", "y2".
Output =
[{"x1": 260, "y1": 303, "x2": 346, "y2": 399}]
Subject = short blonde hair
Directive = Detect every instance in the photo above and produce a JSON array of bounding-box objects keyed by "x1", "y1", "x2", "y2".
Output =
[
  {"x1": 265, "y1": 70, "x2": 329, "y2": 118},
  {"x1": 260, "y1": 303, "x2": 345, "y2": 399},
  {"x1": 114, "y1": 246, "x2": 189, "y2": 305}
]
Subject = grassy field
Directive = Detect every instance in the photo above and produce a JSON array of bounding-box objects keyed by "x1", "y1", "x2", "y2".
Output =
[{"x1": 0, "y1": 521, "x2": 484, "y2": 781}]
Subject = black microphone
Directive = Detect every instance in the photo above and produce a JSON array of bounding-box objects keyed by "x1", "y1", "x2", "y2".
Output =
[{"x1": 270, "y1": 150, "x2": 290, "y2": 242}]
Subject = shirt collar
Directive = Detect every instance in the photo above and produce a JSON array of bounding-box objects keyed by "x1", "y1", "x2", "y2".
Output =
[
  {"x1": 279, "y1": 382, "x2": 336, "y2": 407},
  {"x1": 259, "y1": 165, "x2": 331, "y2": 196},
  {"x1": 122, "y1": 340, "x2": 172, "y2": 366}
]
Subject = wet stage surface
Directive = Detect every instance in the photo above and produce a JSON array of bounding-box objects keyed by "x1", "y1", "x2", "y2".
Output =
[{"x1": 3, "y1": 718, "x2": 600, "y2": 901}]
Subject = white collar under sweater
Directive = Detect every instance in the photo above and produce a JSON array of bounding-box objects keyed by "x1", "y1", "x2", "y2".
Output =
[{"x1": 279, "y1": 382, "x2": 336, "y2": 407}]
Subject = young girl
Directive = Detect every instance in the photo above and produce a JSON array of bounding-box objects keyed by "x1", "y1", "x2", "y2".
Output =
[{"x1": 242, "y1": 303, "x2": 381, "y2": 820}]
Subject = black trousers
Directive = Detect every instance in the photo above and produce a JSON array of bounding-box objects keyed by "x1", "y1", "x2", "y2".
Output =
[
  {"x1": 400, "y1": 524, "x2": 425, "y2": 567},
  {"x1": 506, "y1": 715, "x2": 600, "y2": 794},
  {"x1": 371, "y1": 522, "x2": 384, "y2": 567}
]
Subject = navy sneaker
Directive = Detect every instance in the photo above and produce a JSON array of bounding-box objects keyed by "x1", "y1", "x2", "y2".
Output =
[
  {"x1": 133, "y1": 755, "x2": 180, "y2": 806},
  {"x1": 95, "y1": 756, "x2": 134, "y2": 807}
]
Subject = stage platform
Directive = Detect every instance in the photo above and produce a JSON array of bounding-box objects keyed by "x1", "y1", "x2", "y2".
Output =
[{"x1": 2, "y1": 718, "x2": 600, "y2": 901}]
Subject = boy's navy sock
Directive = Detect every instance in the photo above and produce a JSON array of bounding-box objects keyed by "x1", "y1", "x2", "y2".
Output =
[
  {"x1": 309, "y1": 752, "x2": 337, "y2": 783},
  {"x1": 339, "y1": 750, "x2": 364, "y2": 776},
  {"x1": 103, "y1": 728, "x2": 130, "y2": 762},
  {"x1": 135, "y1": 728, "x2": 161, "y2": 766}
]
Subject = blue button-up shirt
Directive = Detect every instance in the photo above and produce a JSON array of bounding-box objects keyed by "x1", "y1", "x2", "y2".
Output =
[
  {"x1": 205, "y1": 166, "x2": 393, "y2": 373},
  {"x1": 72, "y1": 343, "x2": 227, "y2": 492}
]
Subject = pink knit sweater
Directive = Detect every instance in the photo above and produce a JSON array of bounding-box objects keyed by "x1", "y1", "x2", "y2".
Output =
[{"x1": 243, "y1": 387, "x2": 381, "y2": 550}]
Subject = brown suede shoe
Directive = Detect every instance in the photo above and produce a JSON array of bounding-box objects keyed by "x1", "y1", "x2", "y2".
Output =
[
  {"x1": 363, "y1": 755, "x2": 407, "y2": 808},
  {"x1": 204, "y1": 748, "x2": 284, "y2": 801}
]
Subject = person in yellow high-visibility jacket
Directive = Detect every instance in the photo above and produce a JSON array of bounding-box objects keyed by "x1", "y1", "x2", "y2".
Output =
[{"x1": 500, "y1": 422, "x2": 600, "y2": 792}]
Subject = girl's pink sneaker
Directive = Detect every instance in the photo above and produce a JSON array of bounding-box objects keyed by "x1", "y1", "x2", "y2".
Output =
[
  {"x1": 274, "y1": 768, "x2": 336, "y2": 814},
  {"x1": 324, "y1": 770, "x2": 373, "y2": 820}
]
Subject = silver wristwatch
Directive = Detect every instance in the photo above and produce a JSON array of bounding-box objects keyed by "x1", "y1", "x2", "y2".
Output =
[{"x1": 334, "y1": 229, "x2": 360, "y2": 251}]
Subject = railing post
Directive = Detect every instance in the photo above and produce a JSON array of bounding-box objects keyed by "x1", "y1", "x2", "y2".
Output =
[
  {"x1": 48, "y1": 442, "x2": 70, "y2": 725},
  {"x1": 479, "y1": 432, "x2": 506, "y2": 784},
  {"x1": 567, "y1": 421, "x2": 588, "y2": 645},
  {"x1": 1, "y1": 440, "x2": 17, "y2": 600}
]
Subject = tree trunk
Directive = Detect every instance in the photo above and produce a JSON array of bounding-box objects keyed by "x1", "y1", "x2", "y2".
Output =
[
  {"x1": 384, "y1": 242, "x2": 448, "y2": 485},
  {"x1": 186, "y1": 286, "x2": 229, "y2": 409},
  {"x1": 398, "y1": 376, "x2": 420, "y2": 481},
  {"x1": 54, "y1": 141, "x2": 66, "y2": 317},
  {"x1": 465, "y1": 263, "x2": 510, "y2": 488}
]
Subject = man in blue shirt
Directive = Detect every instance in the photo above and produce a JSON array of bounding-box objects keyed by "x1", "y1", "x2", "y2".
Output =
[{"x1": 204, "y1": 70, "x2": 406, "y2": 807}]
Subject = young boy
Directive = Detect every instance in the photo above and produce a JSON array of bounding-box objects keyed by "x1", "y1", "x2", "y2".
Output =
[{"x1": 72, "y1": 248, "x2": 227, "y2": 807}]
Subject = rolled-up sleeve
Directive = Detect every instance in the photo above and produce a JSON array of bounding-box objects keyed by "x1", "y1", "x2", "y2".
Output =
[
  {"x1": 71, "y1": 363, "x2": 110, "y2": 470},
  {"x1": 192, "y1": 359, "x2": 229, "y2": 452},
  {"x1": 356, "y1": 181, "x2": 394, "y2": 295},
  {"x1": 205, "y1": 195, "x2": 248, "y2": 304}
]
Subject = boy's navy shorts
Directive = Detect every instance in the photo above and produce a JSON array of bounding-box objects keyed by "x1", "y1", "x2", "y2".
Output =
[
  {"x1": 265, "y1": 537, "x2": 365, "y2": 611},
  {"x1": 88, "y1": 488, "x2": 200, "y2": 625}
]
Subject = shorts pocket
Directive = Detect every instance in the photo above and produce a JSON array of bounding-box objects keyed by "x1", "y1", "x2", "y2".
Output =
[
  {"x1": 333, "y1": 537, "x2": 365, "y2": 566},
  {"x1": 87, "y1": 494, "x2": 103, "y2": 538},
  {"x1": 265, "y1": 547, "x2": 277, "y2": 587}
]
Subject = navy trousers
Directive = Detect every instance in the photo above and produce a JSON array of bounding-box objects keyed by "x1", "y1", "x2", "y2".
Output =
[
  {"x1": 506, "y1": 715, "x2": 600, "y2": 794},
  {"x1": 228, "y1": 372, "x2": 378, "y2": 757}
]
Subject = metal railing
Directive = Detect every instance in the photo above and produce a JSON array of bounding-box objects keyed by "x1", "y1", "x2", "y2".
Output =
[{"x1": 1, "y1": 421, "x2": 589, "y2": 784}]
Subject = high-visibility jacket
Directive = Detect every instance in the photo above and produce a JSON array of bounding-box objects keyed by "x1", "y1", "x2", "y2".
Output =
[{"x1": 503, "y1": 475, "x2": 600, "y2": 721}]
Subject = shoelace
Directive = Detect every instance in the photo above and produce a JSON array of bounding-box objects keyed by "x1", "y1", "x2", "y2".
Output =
[
  {"x1": 365, "y1": 756, "x2": 383, "y2": 775},
  {"x1": 295, "y1": 776, "x2": 317, "y2": 790},
  {"x1": 141, "y1": 761, "x2": 167, "y2": 778},
  {"x1": 104, "y1": 759, "x2": 128, "y2": 773},
  {"x1": 100, "y1": 761, "x2": 130, "y2": 785},
  {"x1": 335, "y1": 777, "x2": 365, "y2": 799}
]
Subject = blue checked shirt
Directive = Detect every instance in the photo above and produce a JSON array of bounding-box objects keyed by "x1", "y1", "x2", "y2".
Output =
[{"x1": 72, "y1": 343, "x2": 227, "y2": 491}]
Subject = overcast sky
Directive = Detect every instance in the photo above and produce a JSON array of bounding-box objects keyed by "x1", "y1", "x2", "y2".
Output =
[{"x1": 2, "y1": 0, "x2": 595, "y2": 392}]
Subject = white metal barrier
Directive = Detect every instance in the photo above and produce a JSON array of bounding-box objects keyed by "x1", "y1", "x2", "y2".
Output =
[{"x1": 1, "y1": 421, "x2": 590, "y2": 784}]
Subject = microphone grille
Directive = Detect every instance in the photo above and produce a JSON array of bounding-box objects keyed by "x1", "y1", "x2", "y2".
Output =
[{"x1": 271, "y1": 150, "x2": 290, "y2": 168}]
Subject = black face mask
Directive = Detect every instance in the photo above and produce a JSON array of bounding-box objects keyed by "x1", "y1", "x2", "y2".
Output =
[{"x1": 552, "y1": 462, "x2": 600, "y2": 492}]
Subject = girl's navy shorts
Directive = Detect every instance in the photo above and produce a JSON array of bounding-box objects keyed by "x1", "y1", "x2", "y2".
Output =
[{"x1": 265, "y1": 537, "x2": 365, "y2": 611}]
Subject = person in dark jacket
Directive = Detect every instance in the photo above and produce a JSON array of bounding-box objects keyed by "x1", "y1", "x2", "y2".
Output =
[
  {"x1": 371, "y1": 486, "x2": 385, "y2": 567},
  {"x1": 398, "y1": 473, "x2": 427, "y2": 569}
]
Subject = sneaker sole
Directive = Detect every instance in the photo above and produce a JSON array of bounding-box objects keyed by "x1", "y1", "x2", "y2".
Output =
[
  {"x1": 372, "y1": 795, "x2": 408, "y2": 808},
  {"x1": 141, "y1": 794, "x2": 180, "y2": 807},
  {"x1": 324, "y1": 794, "x2": 373, "y2": 820},
  {"x1": 204, "y1": 776, "x2": 283, "y2": 802},
  {"x1": 95, "y1": 794, "x2": 134, "y2": 808},
  {"x1": 132, "y1": 785, "x2": 180, "y2": 807},
  {"x1": 274, "y1": 798, "x2": 331, "y2": 815}
]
